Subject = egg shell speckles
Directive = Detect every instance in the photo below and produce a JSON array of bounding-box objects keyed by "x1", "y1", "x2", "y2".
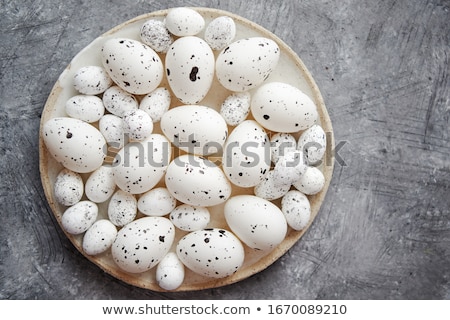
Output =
[
  {"x1": 65, "y1": 95, "x2": 105, "y2": 123},
  {"x1": 61, "y1": 200, "x2": 98, "y2": 235},
  {"x1": 224, "y1": 195, "x2": 287, "y2": 251},
  {"x1": 272, "y1": 150, "x2": 307, "y2": 186},
  {"x1": 292, "y1": 166, "x2": 325, "y2": 195},
  {"x1": 220, "y1": 91, "x2": 251, "y2": 126},
  {"x1": 165, "y1": 36, "x2": 215, "y2": 104},
  {"x1": 99, "y1": 114, "x2": 125, "y2": 149},
  {"x1": 112, "y1": 134, "x2": 171, "y2": 194},
  {"x1": 54, "y1": 168, "x2": 84, "y2": 206},
  {"x1": 73, "y1": 65, "x2": 113, "y2": 95},
  {"x1": 165, "y1": 155, "x2": 231, "y2": 207},
  {"x1": 176, "y1": 228, "x2": 245, "y2": 279},
  {"x1": 222, "y1": 120, "x2": 270, "y2": 188},
  {"x1": 156, "y1": 252, "x2": 185, "y2": 291},
  {"x1": 101, "y1": 38, "x2": 163, "y2": 95},
  {"x1": 270, "y1": 132, "x2": 297, "y2": 164},
  {"x1": 160, "y1": 105, "x2": 228, "y2": 156},
  {"x1": 281, "y1": 190, "x2": 311, "y2": 231},
  {"x1": 108, "y1": 189, "x2": 138, "y2": 227},
  {"x1": 165, "y1": 7, "x2": 205, "y2": 36},
  {"x1": 139, "y1": 87, "x2": 171, "y2": 123},
  {"x1": 111, "y1": 216, "x2": 175, "y2": 273},
  {"x1": 251, "y1": 82, "x2": 318, "y2": 133},
  {"x1": 140, "y1": 19, "x2": 173, "y2": 53},
  {"x1": 82, "y1": 219, "x2": 118, "y2": 256},
  {"x1": 216, "y1": 37, "x2": 280, "y2": 92},
  {"x1": 102, "y1": 85, "x2": 138, "y2": 118},
  {"x1": 297, "y1": 124, "x2": 327, "y2": 166},
  {"x1": 42, "y1": 117, "x2": 106, "y2": 173},
  {"x1": 254, "y1": 170, "x2": 290, "y2": 201},
  {"x1": 122, "y1": 109, "x2": 154, "y2": 142},
  {"x1": 204, "y1": 16, "x2": 236, "y2": 51},
  {"x1": 85, "y1": 165, "x2": 116, "y2": 203},
  {"x1": 138, "y1": 187, "x2": 176, "y2": 217},
  {"x1": 169, "y1": 204, "x2": 210, "y2": 232}
]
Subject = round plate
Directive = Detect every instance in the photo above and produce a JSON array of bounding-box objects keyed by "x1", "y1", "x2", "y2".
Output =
[{"x1": 39, "y1": 7, "x2": 334, "y2": 291}]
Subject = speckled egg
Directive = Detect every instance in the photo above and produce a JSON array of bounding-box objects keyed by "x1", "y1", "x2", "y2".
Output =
[
  {"x1": 138, "y1": 187, "x2": 176, "y2": 217},
  {"x1": 160, "y1": 105, "x2": 228, "y2": 156},
  {"x1": 61, "y1": 200, "x2": 98, "y2": 235},
  {"x1": 165, "y1": 155, "x2": 231, "y2": 207},
  {"x1": 254, "y1": 170, "x2": 290, "y2": 201},
  {"x1": 272, "y1": 150, "x2": 307, "y2": 186},
  {"x1": 54, "y1": 168, "x2": 84, "y2": 206},
  {"x1": 220, "y1": 92, "x2": 251, "y2": 126},
  {"x1": 165, "y1": 36, "x2": 214, "y2": 104},
  {"x1": 42, "y1": 117, "x2": 106, "y2": 173},
  {"x1": 82, "y1": 219, "x2": 117, "y2": 255},
  {"x1": 99, "y1": 114, "x2": 125, "y2": 149},
  {"x1": 169, "y1": 204, "x2": 210, "y2": 232},
  {"x1": 85, "y1": 165, "x2": 116, "y2": 203},
  {"x1": 65, "y1": 95, "x2": 105, "y2": 123},
  {"x1": 251, "y1": 82, "x2": 318, "y2": 133},
  {"x1": 122, "y1": 109, "x2": 154, "y2": 142},
  {"x1": 73, "y1": 65, "x2": 113, "y2": 95},
  {"x1": 216, "y1": 37, "x2": 280, "y2": 92},
  {"x1": 108, "y1": 189, "x2": 137, "y2": 227},
  {"x1": 140, "y1": 19, "x2": 173, "y2": 53},
  {"x1": 292, "y1": 166, "x2": 325, "y2": 195},
  {"x1": 281, "y1": 190, "x2": 311, "y2": 231},
  {"x1": 204, "y1": 16, "x2": 236, "y2": 50},
  {"x1": 222, "y1": 120, "x2": 270, "y2": 188},
  {"x1": 270, "y1": 132, "x2": 297, "y2": 164},
  {"x1": 111, "y1": 216, "x2": 175, "y2": 273},
  {"x1": 101, "y1": 38, "x2": 163, "y2": 95},
  {"x1": 112, "y1": 134, "x2": 171, "y2": 194},
  {"x1": 102, "y1": 85, "x2": 138, "y2": 117},
  {"x1": 165, "y1": 7, "x2": 205, "y2": 36},
  {"x1": 176, "y1": 228, "x2": 245, "y2": 278},
  {"x1": 156, "y1": 252, "x2": 185, "y2": 291},
  {"x1": 224, "y1": 195, "x2": 287, "y2": 251},
  {"x1": 297, "y1": 124, "x2": 327, "y2": 165},
  {"x1": 139, "y1": 87, "x2": 171, "y2": 123}
]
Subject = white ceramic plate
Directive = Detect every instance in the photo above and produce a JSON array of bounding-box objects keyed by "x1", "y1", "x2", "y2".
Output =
[{"x1": 39, "y1": 7, "x2": 334, "y2": 291}]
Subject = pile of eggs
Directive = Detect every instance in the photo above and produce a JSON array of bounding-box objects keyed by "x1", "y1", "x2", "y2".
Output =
[{"x1": 42, "y1": 7, "x2": 327, "y2": 290}]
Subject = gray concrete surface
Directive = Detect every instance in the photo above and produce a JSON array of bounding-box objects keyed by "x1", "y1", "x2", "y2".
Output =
[{"x1": 1, "y1": 0, "x2": 449, "y2": 299}]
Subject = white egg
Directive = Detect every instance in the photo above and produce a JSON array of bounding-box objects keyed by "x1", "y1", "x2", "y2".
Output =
[
  {"x1": 204, "y1": 16, "x2": 236, "y2": 50},
  {"x1": 102, "y1": 85, "x2": 138, "y2": 117},
  {"x1": 42, "y1": 117, "x2": 106, "y2": 173},
  {"x1": 281, "y1": 190, "x2": 311, "y2": 231},
  {"x1": 216, "y1": 37, "x2": 280, "y2": 92},
  {"x1": 224, "y1": 195, "x2": 287, "y2": 251},
  {"x1": 61, "y1": 200, "x2": 98, "y2": 235},
  {"x1": 270, "y1": 132, "x2": 297, "y2": 164},
  {"x1": 176, "y1": 228, "x2": 245, "y2": 278},
  {"x1": 101, "y1": 38, "x2": 163, "y2": 95},
  {"x1": 254, "y1": 170, "x2": 290, "y2": 201},
  {"x1": 156, "y1": 252, "x2": 185, "y2": 291},
  {"x1": 85, "y1": 165, "x2": 116, "y2": 203},
  {"x1": 138, "y1": 187, "x2": 176, "y2": 217},
  {"x1": 165, "y1": 36, "x2": 214, "y2": 104},
  {"x1": 297, "y1": 124, "x2": 327, "y2": 165},
  {"x1": 108, "y1": 189, "x2": 137, "y2": 227},
  {"x1": 82, "y1": 219, "x2": 118, "y2": 255},
  {"x1": 111, "y1": 216, "x2": 175, "y2": 273},
  {"x1": 122, "y1": 109, "x2": 154, "y2": 142},
  {"x1": 165, "y1": 7, "x2": 205, "y2": 36},
  {"x1": 99, "y1": 114, "x2": 125, "y2": 149},
  {"x1": 160, "y1": 105, "x2": 228, "y2": 156},
  {"x1": 165, "y1": 155, "x2": 231, "y2": 207},
  {"x1": 251, "y1": 82, "x2": 318, "y2": 133},
  {"x1": 140, "y1": 19, "x2": 173, "y2": 53},
  {"x1": 222, "y1": 120, "x2": 270, "y2": 188},
  {"x1": 169, "y1": 204, "x2": 210, "y2": 231},
  {"x1": 272, "y1": 150, "x2": 307, "y2": 186},
  {"x1": 139, "y1": 87, "x2": 171, "y2": 123},
  {"x1": 73, "y1": 65, "x2": 113, "y2": 95},
  {"x1": 292, "y1": 166, "x2": 325, "y2": 195},
  {"x1": 112, "y1": 134, "x2": 171, "y2": 194},
  {"x1": 220, "y1": 92, "x2": 251, "y2": 126},
  {"x1": 65, "y1": 95, "x2": 105, "y2": 123},
  {"x1": 54, "y1": 168, "x2": 84, "y2": 206}
]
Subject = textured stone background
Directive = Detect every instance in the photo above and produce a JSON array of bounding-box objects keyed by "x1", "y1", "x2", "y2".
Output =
[{"x1": 1, "y1": 0, "x2": 449, "y2": 299}]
